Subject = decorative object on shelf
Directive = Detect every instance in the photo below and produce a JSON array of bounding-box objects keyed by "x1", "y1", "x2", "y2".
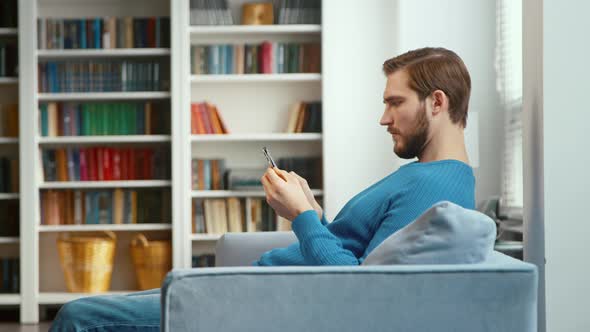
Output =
[
  {"x1": 57, "y1": 231, "x2": 116, "y2": 293},
  {"x1": 241, "y1": 3, "x2": 274, "y2": 25},
  {"x1": 130, "y1": 233, "x2": 171, "y2": 290},
  {"x1": 189, "y1": 0, "x2": 233, "y2": 26}
]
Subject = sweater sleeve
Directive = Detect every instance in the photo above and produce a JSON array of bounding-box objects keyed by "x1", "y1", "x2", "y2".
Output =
[{"x1": 291, "y1": 210, "x2": 361, "y2": 265}]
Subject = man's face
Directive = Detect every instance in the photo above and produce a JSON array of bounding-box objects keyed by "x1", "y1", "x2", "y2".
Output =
[{"x1": 380, "y1": 70, "x2": 430, "y2": 159}]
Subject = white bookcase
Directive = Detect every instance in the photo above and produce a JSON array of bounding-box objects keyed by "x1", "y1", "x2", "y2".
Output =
[{"x1": 12, "y1": 0, "x2": 326, "y2": 323}]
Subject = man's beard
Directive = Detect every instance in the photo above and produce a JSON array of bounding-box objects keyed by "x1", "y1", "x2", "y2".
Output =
[{"x1": 393, "y1": 103, "x2": 429, "y2": 159}]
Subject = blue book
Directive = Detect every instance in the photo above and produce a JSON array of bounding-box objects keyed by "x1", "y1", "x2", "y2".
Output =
[
  {"x1": 80, "y1": 19, "x2": 87, "y2": 49},
  {"x1": 2, "y1": 259, "x2": 9, "y2": 292},
  {"x1": 226, "y1": 45, "x2": 233, "y2": 74},
  {"x1": 219, "y1": 45, "x2": 227, "y2": 74},
  {"x1": 12, "y1": 259, "x2": 18, "y2": 293},
  {"x1": 40, "y1": 104, "x2": 48, "y2": 136},
  {"x1": 203, "y1": 160, "x2": 211, "y2": 190},
  {"x1": 94, "y1": 18, "x2": 101, "y2": 49}
]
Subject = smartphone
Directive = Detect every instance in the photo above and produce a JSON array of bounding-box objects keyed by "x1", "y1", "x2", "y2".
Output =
[{"x1": 262, "y1": 146, "x2": 277, "y2": 168}]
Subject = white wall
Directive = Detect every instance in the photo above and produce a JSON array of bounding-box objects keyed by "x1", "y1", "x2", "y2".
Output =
[
  {"x1": 396, "y1": 0, "x2": 502, "y2": 204},
  {"x1": 539, "y1": 1, "x2": 590, "y2": 330}
]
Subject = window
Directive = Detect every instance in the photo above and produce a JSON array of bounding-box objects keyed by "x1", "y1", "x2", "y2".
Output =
[{"x1": 495, "y1": 0, "x2": 523, "y2": 208}]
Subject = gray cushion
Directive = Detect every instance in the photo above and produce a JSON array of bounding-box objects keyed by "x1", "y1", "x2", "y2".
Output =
[{"x1": 362, "y1": 201, "x2": 496, "y2": 265}]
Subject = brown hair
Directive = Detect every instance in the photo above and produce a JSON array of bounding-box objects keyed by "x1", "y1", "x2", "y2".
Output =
[{"x1": 383, "y1": 47, "x2": 471, "y2": 127}]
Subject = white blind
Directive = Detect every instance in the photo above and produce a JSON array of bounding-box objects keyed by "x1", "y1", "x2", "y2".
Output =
[{"x1": 495, "y1": 0, "x2": 523, "y2": 208}]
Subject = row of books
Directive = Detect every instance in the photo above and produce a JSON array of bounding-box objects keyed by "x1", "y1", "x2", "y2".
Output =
[
  {"x1": 192, "y1": 197, "x2": 291, "y2": 235},
  {"x1": 285, "y1": 101, "x2": 322, "y2": 133},
  {"x1": 38, "y1": 60, "x2": 167, "y2": 93},
  {"x1": 42, "y1": 147, "x2": 169, "y2": 182},
  {"x1": 190, "y1": 102, "x2": 229, "y2": 134},
  {"x1": 0, "y1": 0, "x2": 17, "y2": 28},
  {"x1": 0, "y1": 258, "x2": 19, "y2": 294},
  {"x1": 0, "y1": 201, "x2": 18, "y2": 237},
  {"x1": 38, "y1": 17, "x2": 170, "y2": 50},
  {"x1": 277, "y1": 0, "x2": 322, "y2": 24},
  {"x1": 41, "y1": 189, "x2": 171, "y2": 225},
  {"x1": 39, "y1": 102, "x2": 169, "y2": 137},
  {"x1": 0, "y1": 157, "x2": 18, "y2": 193},
  {"x1": 189, "y1": 0, "x2": 233, "y2": 26},
  {"x1": 0, "y1": 41, "x2": 18, "y2": 77},
  {"x1": 192, "y1": 254, "x2": 215, "y2": 268},
  {"x1": 277, "y1": 157, "x2": 323, "y2": 188},
  {"x1": 191, "y1": 42, "x2": 321, "y2": 74},
  {"x1": 0, "y1": 104, "x2": 18, "y2": 137},
  {"x1": 191, "y1": 158, "x2": 227, "y2": 190}
]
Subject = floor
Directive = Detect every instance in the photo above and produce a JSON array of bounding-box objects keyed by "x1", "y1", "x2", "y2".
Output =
[{"x1": 0, "y1": 323, "x2": 52, "y2": 332}]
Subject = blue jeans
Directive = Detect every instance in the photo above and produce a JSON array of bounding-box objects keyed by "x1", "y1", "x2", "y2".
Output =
[{"x1": 49, "y1": 289, "x2": 160, "y2": 332}]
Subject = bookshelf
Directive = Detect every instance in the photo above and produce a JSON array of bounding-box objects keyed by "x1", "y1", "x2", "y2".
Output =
[
  {"x1": 181, "y1": 0, "x2": 324, "y2": 268},
  {"x1": 0, "y1": 0, "x2": 21, "y2": 313}
]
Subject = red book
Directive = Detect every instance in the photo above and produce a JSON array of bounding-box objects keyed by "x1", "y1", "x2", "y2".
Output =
[
  {"x1": 79, "y1": 148, "x2": 88, "y2": 181},
  {"x1": 103, "y1": 148, "x2": 112, "y2": 181},
  {"x1": 198, "y1": 103, "x2": 213, "y2": 134},
  {"x1": 191, "y1": 103, "x2": 198, "y2": 134},
  {"x1": 128, "y1": 149, "x2": 136, "y2": 180},
  {"x1": 261, "y1": 41, "x2": 272, "y2": 74},
  {"x1": 88, "y1": 148, "x2": 97, "y2": 181},
  {"x1": 112, "y1": 149, "x2": 121, "y2": 180},
  {"x1": 120, "y1": 149, "x2": 129, "y2": 180},
  {"x1": 147, "y1": 18, "x2": 156, "y2": 48},
  {"x1": 96, "y1": 147, "x2": 104, "y2": 181}
]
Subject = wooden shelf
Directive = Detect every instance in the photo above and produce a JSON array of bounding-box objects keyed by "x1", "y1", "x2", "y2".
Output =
[
  {"x1": 188, "y1": 24, "x2": 321, "y2": 35},
  {"x1": 38, "y1": 135, "x2": 171, "y2": 145},
  {"x1": 39, "y1": 180, "x2": 172, "y2": 189},
  {"x1": 0, "y1": 193, "x2": 19, "y2": 200},
  {"x1": 190, "y1": 73, "x2": 321, "y2": 83},
  {"x1": 190, "y1": 133, "x2": 322, "y2": 142},
  {"x1": 0, "y1": 28, "x2": 17, "y2": 36},
  {"x1": 38, "y1": 92, "x2": 171, "y2": 101},
  {"x1": 39, "y1": 223, "x2": 172, "y2": 232},
  {"x1": 37, "y1": 48, "x2": 171, "y2": 58},
  {"x1": 190, "y1": 234, "x2": 222, "y2": 241},
  {"x1": 0, "y1": 294, "x2": 21, "y2": 305},
  {"x1": 191, "y1": 189, "x2": 323, "y2": 198},
  {"x1": 0, "y1": 77, "x2": 18, "y2": 84},
  {"x1": 0, "y1": 237, "x2": 19, "y2": 244},
  {"x1": 39, "y1": 291, "x2": 134, "y2": 305}
]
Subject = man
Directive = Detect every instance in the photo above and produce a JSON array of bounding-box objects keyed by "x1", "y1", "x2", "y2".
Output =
[
  {"x1": 255, "y1": 46, "x2": 474, "y2": 266},
  {"x1": 50, "y1": 47, "x2": 475, "y2": 331}
]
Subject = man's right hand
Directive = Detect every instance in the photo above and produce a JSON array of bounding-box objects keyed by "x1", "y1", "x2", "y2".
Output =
[{"x1": 289, "y1": 171, "x2": 323, "y2": 220}]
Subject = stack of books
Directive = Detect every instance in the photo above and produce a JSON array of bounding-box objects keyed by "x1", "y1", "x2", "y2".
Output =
[
  {"x1": 37, "y1": 17, "x2": 170, "y2": 49},
  {"x1": 192, "y1": 198, "x2": 245, "y2": 234},
  {"x1": 277, "y1": 157, "x2": 322, "y2": 188},
  {"x1": 0, "y1": 157, "x2": 18, "y2": 193},
  {"x1": 0, "y1": 40, "x2": 18, "y2": 77},
  {"x1": 192, "y1": 254, "x2": 215, "y2": 267},
  {"x1": 191, "y1": 42, "x2": 321, "y2": 74},
  {"x1": 39, "y1": 102, "x2": 169, "y2": 136},
  {"x1": 189, "y1": 0, "x2": 233, "y2": 26},
  {"x1": 0, "y1": 258, "x2": 19, "y2": 294},
  {"x1": 285, "y1": 101, "x2": 322, "y2": 133},
  {"x1": 191, "y1": 158, "x2": 227, "y2": 190},
  {"x1": 0, "y1": 104, "x2": 18, "y2": 137},
  {"x1": 190, "y1": 102, "x2": 229, "y2": 134},
  {"x1": 0, "y1": 200, "x2": 18, "y2": 236},
  {"x1": 38, "y1": 60, "x2": 166, "y2": 93},
  {"x1": 41, "y1": 147, "x2": 170, "y2": 182},
  {"x1": 277, "y1": 0, "x2": 322, "y2": 24},
  {"x1": 41, "y1": 189, "x2": 171, "y2": 225}
]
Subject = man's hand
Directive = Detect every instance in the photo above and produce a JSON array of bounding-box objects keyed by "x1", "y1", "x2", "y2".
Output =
[
  {"x1": 261, "y1": 167, "x2": 314, "y2": 221},
  {"x1": 289, "y1": 171, "x2": 323, "y2": 220}
]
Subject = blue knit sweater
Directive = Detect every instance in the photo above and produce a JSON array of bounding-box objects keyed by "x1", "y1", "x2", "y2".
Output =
[{"x1": 254, "y1": 159, "x2": 475, "y2": 266}]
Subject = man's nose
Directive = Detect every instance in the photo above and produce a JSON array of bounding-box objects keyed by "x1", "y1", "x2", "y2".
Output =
[{"x1": 379, "y1": 111, "x2": 391, "y2": 126}]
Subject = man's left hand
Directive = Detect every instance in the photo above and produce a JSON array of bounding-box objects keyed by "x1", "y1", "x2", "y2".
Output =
[{"x1": 261, "y1": 167, "x2": 314, "y2": 221}]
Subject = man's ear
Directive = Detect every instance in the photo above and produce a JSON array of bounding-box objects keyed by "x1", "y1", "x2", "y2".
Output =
[{"x1": 431, "y1": 90, "x2": 447, "y2": 116}]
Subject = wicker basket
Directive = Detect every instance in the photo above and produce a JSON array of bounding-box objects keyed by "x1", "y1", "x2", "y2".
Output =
[
  {"x1": 130, "y1": 234, "x2": 172, "y2": 290},
  {"x1": 57, "y1": 231, "x2": 116, "y2": 293}
]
